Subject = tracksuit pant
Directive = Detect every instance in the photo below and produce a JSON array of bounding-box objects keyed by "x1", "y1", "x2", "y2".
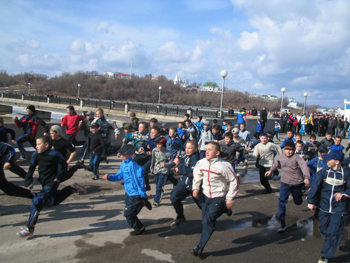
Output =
[
  {"x1": 196, "y1": 195, "x2": 226, "y2": 254},
  {"x1": 26, "y1": 182, "x2": 73, "y2": 228},
  {"x1": 154, "y1": 173, "x2": 167, "y2": 203},
  {"x1": 258, "y1": 165, "x2": 272, "y2": 191},
  {"x1": 124, "y1": 194, "x2": 144, "y2": 231},
  {"x1": 318, "y1": 211, "x2": 348, "y2": 259},
  {"x1": 16, "y1": 134, "x2": 36, "y2": 155},
  {"x1": 170, "y1": 176, "x2": 202, "y2": 218},
  {"x1": 278, "y1": 182, "x2": 303, "y2": 222}
]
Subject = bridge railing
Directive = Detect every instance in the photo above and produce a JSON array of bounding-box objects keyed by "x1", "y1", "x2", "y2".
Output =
[{"x1": 0, "y1": 92, "x2": 222, "y2": 118}]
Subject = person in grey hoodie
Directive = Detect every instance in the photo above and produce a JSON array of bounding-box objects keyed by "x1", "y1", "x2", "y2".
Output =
[{"x1": 198, "y1": 121, "x2": 213, "y2": 159}]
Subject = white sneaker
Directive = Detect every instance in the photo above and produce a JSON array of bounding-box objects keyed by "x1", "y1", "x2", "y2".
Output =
[
  {"x1": 71, "y1": 183, "x2": 86, "y2": 191},
  {"x1": 318, "y1": 255, "x2": 329, "y2": 263},
  {"x1": 17, "y1": 227, "x2": 34, "y2": 237},
  {"x1": 17, "y1": 155, "x2": 26, "y2": 161}
]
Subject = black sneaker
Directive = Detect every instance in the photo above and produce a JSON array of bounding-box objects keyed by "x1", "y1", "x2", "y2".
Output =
[
  {"x1": 170, "y1": 216, "x2": 186, "y2": 227},
  {"x1": 190, "y1": 245, "x2": 201, "y2": 257},
  {"x1": 277, "y1": 222, "x2": 287, "y2": 232},
  {"x1": 226, "y1": 209, "x2": 233, "y2": 216},
  {"x1": 130, "y1": 227, "x2": 146, "y2": 236},
  {"x1": 142, "y1": 198, "x2": 152, "y2": 210},
  {"x1": 92, "y1": 175, "x2": 99, "y2": 180},
  {"x1": 76, "y1": 161, "x2": 86, "y2": 169}
]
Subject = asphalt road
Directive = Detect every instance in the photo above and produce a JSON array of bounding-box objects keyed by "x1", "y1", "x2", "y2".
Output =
[{"x1": 1, "y1": 133, "x2": 350, "y2": 263}]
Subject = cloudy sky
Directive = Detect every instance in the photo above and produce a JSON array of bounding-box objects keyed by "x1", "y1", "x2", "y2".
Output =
[{"x1": 1, "y1": 0, "x2": 349, "y2": 108}]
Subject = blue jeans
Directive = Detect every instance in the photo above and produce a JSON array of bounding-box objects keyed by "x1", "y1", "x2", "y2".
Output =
[
  {"x1": 124, "y1": 194, "x2": 144, "y2": 231},
  {"x1": 89, "y1": 154, "x2": 102, "y2": 176},
  {"x1": 154, "y1": 173, "x2": 167, "y2": 203},
  {"x1": 16, "y1": 134, "x2": 36, "y2": 155},
  {"x1": 26, "y1": 182, "x2": 73, "y2": 228},
  {"x1": 278, "y1": 182, "x2": 303, "y2": 222}
]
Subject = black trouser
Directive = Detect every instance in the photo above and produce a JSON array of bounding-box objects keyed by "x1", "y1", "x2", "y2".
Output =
[
  {"x1": 282, "y1": 122, "x2": 287, "y2": 133},
  {"x1": 170, "y1": 176, "x2": 202, "y2": 217},
  {"x1": 258, "y1": 165, "x2": 272, "y2": 191},
  {"x1": 124, "y1": 194, "x2": 144, "y2": 231},
  {"x1": 60, "y1": 166, "x2": 77, "y2": 183},
  {"x1": 67, "y1": 134, "x2": 85, "y2": 146},
  {"x1": 0, "y1": 172, "x2": 32, "y2": 199}
]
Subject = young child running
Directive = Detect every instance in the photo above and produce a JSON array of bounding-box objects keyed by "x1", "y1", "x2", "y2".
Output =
[
  {"x1": 191, "y1": 142, "x2": 238, "y2": 257},
  {"x1": 265, "y1": 140, "x2": 310, "y2": 232},
  {"x1": 307, "y1": 150, "x2": 350, "y2": 263},
  {"x1": 17, "y1": 136, "x2": 85, "y2": 237},
  {"x1": 82, "y1": 123, "x2": 105, "y2": 180},
  {"x1": 103, "y1": 144, "x2": 152, "y2": 236},
  {"x1": 170, "y1": 140, "x2": 200, "y2": 227},
  {"x1": 150, "y1": 137, "x2": 174, "y2": 208}
]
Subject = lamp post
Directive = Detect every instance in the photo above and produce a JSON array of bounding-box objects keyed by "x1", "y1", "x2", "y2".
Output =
[
  {"x1": 280, "y1": 87, "x2": 286, "y2": 115},
  {"x1": 303, "y1": 92, "x2": 308, "y2": 115},
  {"x1": 77, "y1": 84, "x2": 81, "y2": 98},
  {"x1": 28, "y1": 83, "x2": 31, "y2": 95},
  {"x1": 219, "y1": 70, "x2": 228, "y2": 118},
  {"x1": 158, "y1": 86, "x2": 162, "y2": 104}
]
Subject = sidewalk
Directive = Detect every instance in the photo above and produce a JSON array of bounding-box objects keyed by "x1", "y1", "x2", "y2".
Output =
[{"x1": 1, "y1": 133, "x2": 349, "y2": 263}]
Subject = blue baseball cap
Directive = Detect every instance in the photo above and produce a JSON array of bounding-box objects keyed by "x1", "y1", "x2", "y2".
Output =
[{"x1": 321, "y1": 150, "x2": 344, "y2": 162}]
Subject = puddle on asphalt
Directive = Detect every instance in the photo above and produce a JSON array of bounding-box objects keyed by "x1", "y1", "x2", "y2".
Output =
[{"x1": 232, "y1": 214, "x2": 350, "y2": 239}]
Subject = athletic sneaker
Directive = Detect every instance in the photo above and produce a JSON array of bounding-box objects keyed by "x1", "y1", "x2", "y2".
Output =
[
  {"x1": 71, "y1": 183, "x2": 86, "y2": 191},
  {"x1": 17, "y1": 227, "x2": 34, "y2": 237},
  {"x1": 130, "y1": 227, "x2": 146, "y2": 236},
  {"x1": 277, "y1": 222, "x2": 287, "y2": 232},
  {"x1": 318, "y1": 255, "x2": 329, "y2": 263},
  {"x1": 152, "y1": 202, "x2": 159, "y2": 208},
  {"x1": 242, "y1": 163, "x2": 248, "y2": 169},
  {"x1": 190, "y1": 245, "x2": 201, "y2": 256},
  {"x1": 17, "y1": 155, "x2": 26, "y2": 161},
  {"x1": 92, "y1": 175, "x2": 99, "y2": 180},
  {"x1": 170, "y1": 216, "x2": 186, "y2": 227}
]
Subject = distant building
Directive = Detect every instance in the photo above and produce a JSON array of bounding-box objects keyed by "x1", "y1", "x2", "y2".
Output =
[
  {"x1": 287, "y1": 98, "x2": 298, "y2": 109},
  {"x1": 174, "y1": 74, "x2": 188, "y2": 88},
  {"x1": 261, "y1": 94, "x2": 278, "y2": 101},
  {"x1": 103, "y1": 72, "x2": 114, "y2": 78},
  {"x1": 185, "y1": 85, "x2": 199, "y2": 91},
  {"x1": 202, "y1": 81, "x2": 219, "y2": 92},
  {"x1": 249, "y1": 93, "x2": 259, "y2": 98},
  {"x1": 115, "y1": 73, "x2": 131, "y2": 79}
]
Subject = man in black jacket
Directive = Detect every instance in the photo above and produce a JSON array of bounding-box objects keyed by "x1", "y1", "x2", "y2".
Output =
[
  {"x1": 251, "y1": 107, "x2": 257, "y2": 116},
  {"x1": 260, "y1": 107, "x2": 268, "y2": 132},
  {"x1": 343, "y1": 117, "x2": 349, "y2": 139},
  {"x1": 281, "y1": 110, "x2": 289, "y2": 133}
]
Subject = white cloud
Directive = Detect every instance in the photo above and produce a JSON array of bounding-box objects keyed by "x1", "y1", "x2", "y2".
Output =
[
  {"x1": 69, "y1": 39, "x2": 86, "y2": 52},
  {"x1": 237, "y1": 31, "x2": 259, "y2": 51},
  {"x1": 154, "y1": 42, "x2": 191, "y2": 62},
  {"x1": 95, "y1": 21, "x2": 109, "y2": 33}
]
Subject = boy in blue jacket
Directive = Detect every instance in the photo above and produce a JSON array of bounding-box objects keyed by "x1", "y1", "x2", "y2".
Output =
[
  {"x1": 307, "y1": 150, "x2": 350, "y2": 263},
  {"x1": 103, "y1": 144, "x2": 152, "y2": 236}
]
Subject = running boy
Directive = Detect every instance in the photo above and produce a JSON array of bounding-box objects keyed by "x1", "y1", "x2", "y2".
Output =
[
  {"x1": 17, "y1": 136, "x2": 85, "y2": 237},
  {"x1": 103, "y1": 144, "x2": 152, "y2": 236},
  {"x1": 265, "y1": 140, "x2": 310, "y2": 232},
  {"x1": 307, "y1": 150, "x2": 350, "y2": 263},
  {"x1": 150, "y1": 137, "x2": 174, "y2": 207},
  {"x1": 191, "y1": 142, "x2": 238, "y2": 257},
  {"x1": 170, "y1": 140, "x2": 200, "y2": 226}
]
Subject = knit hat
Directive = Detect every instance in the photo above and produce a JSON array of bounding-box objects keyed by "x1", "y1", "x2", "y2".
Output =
[
  {"x1": 155, "y1": 137, "x2": 167, "y2": 144},
  {"x1": 90, "y1": 122, "x2": 99, "y2": 128},
  {"x1": 318, "y1": 145, "x2": 328, "y2": 153},
  {"x1": 284, "y1": 141, "x2": 295, "y2": 150},
  {"x1": 50, "y1": 125, "x2": 62, "y2": 134},
  {"x1": 27, "y1": 105, "x2": 35, "y2": 113},
  {"x1": 84, "y1": 110, "x2": 94, "y2": 116}
]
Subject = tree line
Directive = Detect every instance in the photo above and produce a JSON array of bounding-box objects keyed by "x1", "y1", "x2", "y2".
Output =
[{"x1": 0, "y1": 70, "x2": 319, "y2": 113}]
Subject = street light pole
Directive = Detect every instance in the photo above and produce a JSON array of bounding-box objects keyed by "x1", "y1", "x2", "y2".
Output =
[
  {"x1": 158, "y1": 86, "x2": 162, "y2": 104},
  {"x1": 28, "y1": 83, "x2": 31, "y2": 95},
  {"x1": 220, "y1": 70, "x2": 228, "y2": 118},
  {"x1": 77, "y1": 84, "x2": 81, "y2": 98},
  {"x1": 303, "y1": 92, "x2": 308, "y2": 115},
  {"x1": 281, "y1": 87, "x2": 286, "y2": 115}
]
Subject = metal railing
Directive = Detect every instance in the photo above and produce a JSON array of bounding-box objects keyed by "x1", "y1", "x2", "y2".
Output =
[{"x1": 1, "y1": 92, "x2": 222, "y2": 118}]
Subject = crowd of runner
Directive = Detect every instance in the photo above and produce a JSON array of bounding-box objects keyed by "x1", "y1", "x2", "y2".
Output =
[{"x1": 1, "y1": 105, "x2": 349, "y2": 263}]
